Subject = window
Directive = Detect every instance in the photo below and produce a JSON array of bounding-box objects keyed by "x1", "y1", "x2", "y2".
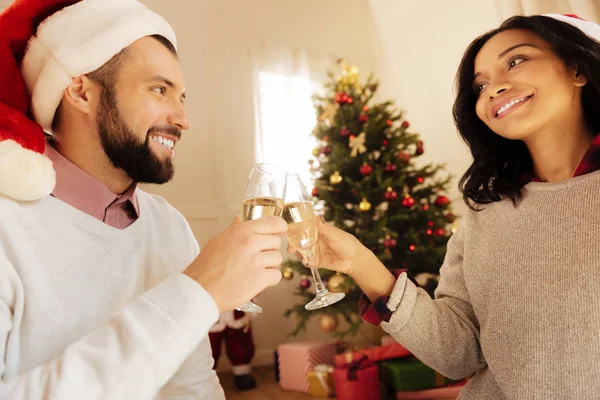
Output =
[{"x1": 255, "y1": 71, "x2": 318, "y2": 186}]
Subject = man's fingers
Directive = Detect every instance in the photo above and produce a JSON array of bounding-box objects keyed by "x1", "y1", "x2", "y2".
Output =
[
  {"x1": 245, "y1": 216, "x2": 288, "y2": 235},
  {"x1": 255, "y1": 235, "x2": 282, "y2": 252},
  {"x1": 231, "y1": 215, "x2": 243, "y2": 226},
  {"x1": 263, "y1": 268, "x2": 283, "y2": 288},
  {"x1": 259, "y1": 250, "x2": 284, "y2": 268}
]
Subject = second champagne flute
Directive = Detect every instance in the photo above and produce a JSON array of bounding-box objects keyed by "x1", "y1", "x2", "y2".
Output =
[
  {"x1": 237, "y1": 163, "x2": 287, "y2": 313},
  {"x1": 283, "y1": 174, "x2": 345, "y2": 310}
]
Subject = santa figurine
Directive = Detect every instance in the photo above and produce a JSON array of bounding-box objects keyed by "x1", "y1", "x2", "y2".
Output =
[{"x1": 209, "y1": 310, "x2": 257, "y2": 391}]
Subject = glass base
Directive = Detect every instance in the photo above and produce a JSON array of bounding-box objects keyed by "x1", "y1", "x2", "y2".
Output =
[
  {"x1": 236, "y1": 301, "x2": 263, "y2": 313},
  {"x1": 305, "y1": 291, "x2": 345, "y2": 310}
]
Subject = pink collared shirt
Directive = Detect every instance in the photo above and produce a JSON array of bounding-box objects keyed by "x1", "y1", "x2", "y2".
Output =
[{"x1": 44, "y1": 140, "x2": 140, "y2": 229}]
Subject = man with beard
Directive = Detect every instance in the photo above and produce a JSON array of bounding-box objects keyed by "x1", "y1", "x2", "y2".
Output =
[{"x1": 0, "y1": 1, "x2": 286, "y2": 399}]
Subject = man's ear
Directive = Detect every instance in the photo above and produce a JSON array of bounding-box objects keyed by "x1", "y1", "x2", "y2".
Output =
[{"x1": 62, "y1": 75, "x2": 99, "y2": 115}]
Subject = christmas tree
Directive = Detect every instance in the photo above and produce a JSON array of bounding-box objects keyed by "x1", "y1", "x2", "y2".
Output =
[{"x1": 282, "y1": 61, "x2": 457, "y2": 339}]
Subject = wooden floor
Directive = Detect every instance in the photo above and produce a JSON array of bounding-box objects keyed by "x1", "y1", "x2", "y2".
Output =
[{"x1": 219, "y1": 365, "x2": 328, "y2": 400}]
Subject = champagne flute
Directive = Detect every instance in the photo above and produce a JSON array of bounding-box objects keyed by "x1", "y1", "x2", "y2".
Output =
[
  {"x1": 283, "y1": 174, "x2": 345, "y2": 310},
  {"x1": 237, "y1": 163, "x2": 287, "y2": 313}
]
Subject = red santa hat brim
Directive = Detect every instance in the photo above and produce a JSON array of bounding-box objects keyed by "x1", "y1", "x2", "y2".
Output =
[{"x1": 544, "y1": 13, "x2": 600, "y2": 42}]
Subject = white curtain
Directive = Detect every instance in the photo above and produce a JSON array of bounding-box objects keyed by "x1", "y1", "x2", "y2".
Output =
[
  {"x1": 252, "y1": 47, "x2": 334, "y2": 185},
  {"x1": 495, "y1": 0, "x2": 600, "y2": 21}
]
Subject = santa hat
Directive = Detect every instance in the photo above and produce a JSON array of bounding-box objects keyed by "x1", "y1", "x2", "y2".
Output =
[
  {"x1": 545, "y1": 14, "x2": 600, "y2": 42},
  {"x1": 0, "y1": 0, "x2": 177, "y2": 202}
]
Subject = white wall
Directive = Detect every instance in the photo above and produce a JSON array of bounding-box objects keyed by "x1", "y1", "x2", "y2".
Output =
[{"x1": 368, "y1": 0, "x2": 502, "y2": 216}]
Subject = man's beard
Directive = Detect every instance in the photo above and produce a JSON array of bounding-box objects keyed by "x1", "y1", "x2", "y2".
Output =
[{"x1": 97, "y1": 86, "x2": 180, "y2": 184}]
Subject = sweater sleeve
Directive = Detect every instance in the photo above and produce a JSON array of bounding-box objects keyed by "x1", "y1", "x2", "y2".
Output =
[
  {"x1": 156, "y1": 237, "x2": 226, "y2": 400},
  {"x1": 380, "y1": 224, "x2": 486, "y2": 380},
  {"x1": 0, "y1": 246, "x2": 219, "y2": 400}
]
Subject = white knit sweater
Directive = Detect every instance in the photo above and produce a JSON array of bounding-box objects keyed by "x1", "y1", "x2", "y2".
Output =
[
  {"x1": 0, "y1": 191, "x2": 225, "y2": 399},
  {"x1": 384, "y1": 171, "x2": 600, "y2": 399}
]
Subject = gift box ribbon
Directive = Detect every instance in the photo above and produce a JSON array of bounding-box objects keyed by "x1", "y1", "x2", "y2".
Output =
[
  {"x1": 312, "y1": 364, "x2": 334, "y2": 394},
  {"x1": 338, "y1": 355, "x2": 373, "y2": 381}
]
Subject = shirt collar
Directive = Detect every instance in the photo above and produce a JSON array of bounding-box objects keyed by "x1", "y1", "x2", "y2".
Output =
[{"x1": 44, "y1": 140, "x2": 140, "y2": 220}]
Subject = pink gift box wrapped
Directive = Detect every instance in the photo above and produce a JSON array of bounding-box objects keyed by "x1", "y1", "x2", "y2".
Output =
[{"x1": 278, "y1": 342, "x2": 336, "y2": 393}]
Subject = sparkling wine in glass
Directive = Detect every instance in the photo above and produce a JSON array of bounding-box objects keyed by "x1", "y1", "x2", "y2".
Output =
[
  {"x1": 237, "y1": 163, "x2": 287, "y2": 313},
  {"x1": 283, "y1": 174, "x2": 345, "y2": 310}
]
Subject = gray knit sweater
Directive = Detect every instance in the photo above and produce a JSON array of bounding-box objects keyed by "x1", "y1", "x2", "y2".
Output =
[{"x1": 383, "y1": 170, "x2": 600, "y2": 399}]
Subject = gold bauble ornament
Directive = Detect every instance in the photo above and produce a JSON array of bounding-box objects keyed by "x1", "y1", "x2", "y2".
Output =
[
  {"x1": 282, "y1": 267, "x2": 294, "y2": 280},
  {"x1": 312, "y1": 147, "x2": 322, "y2": 157},
  {"x1": 359, "y1": 198, "x2": 372, "y2": 212},
  {"x1": 327, "y1": 273, "x2": 349, "y2": 294},
  {"x1": 330, "y1": 171, "x2": 343, "y2": 185},
  {"x1": 318, "y1": 314, "x2": 339, "y2": 333}
]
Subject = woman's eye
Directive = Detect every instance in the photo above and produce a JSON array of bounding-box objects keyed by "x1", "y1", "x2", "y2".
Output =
[
  {"x1": 474, "y1": 83, "x2": 487, "y2": 95},
  {"x1": 508, "y1": 57, "x2": 525, "y2": 70}
]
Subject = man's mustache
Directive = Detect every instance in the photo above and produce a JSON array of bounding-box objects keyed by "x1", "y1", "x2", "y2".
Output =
[{"x1": 147, "y1": 126, "x2": 182, "y2": 139}]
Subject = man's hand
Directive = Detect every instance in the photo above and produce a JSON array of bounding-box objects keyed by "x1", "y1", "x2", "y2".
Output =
[{"x1": 184, "y1": 216, "x2": 287, "y2": 312}]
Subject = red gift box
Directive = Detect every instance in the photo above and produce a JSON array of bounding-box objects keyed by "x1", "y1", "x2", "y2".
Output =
[
  {"x1": 335, "y1": 342, "x2": 410, "y2": 366},
  {"x1": 278, "y1": 342, "x2": 336, "y2": 393},
  {"x1": 334, "y1": 356, "x2": 381, "y2": 400}
]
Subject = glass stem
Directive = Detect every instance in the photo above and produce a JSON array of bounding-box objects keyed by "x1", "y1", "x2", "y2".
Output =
[{"x1": 305, "y1": 250, "x2": 327, "y2": 295}]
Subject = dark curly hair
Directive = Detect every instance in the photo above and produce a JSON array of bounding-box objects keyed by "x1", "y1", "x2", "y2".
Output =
[{"x1": 453, "y1": 15, "x2": 600, "y2": 210}]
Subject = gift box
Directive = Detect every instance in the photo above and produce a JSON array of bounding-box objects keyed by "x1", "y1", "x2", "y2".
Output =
[
  {"x1": 394, "y1": 381, "x2": 466, "y2": 399},
  {"x1": 382, "y1": 359, "x2": 457, "y2": 392},
  {"x1": 274, "y1": 350, "x2": 280, "y2": 382},
  {"x1": 278, "y1": 342, "x2": 336, "y2": 393},
  {"x1": 335, "y1": 342, "x2": 411, "y2": 366},
  {"x1": 307, "y1": 364, "x2": 335, "y2": 398},
  {"x1": 334, "y1": 356, "x2": 381, "y2": 400}
]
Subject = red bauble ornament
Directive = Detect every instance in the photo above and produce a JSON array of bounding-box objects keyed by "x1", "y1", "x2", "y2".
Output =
[
  {"x1": 401, "y1": 196, "x2": 415, "y2": 208},
  {"x1": 335, "y1": 92, "x2": 349, "y2": 104},
  {"x1": 324, "y1": 136, "x2": 329, "y2": 141},
  {"x1": 384, "y1": 187, "x2": 398, "y2": 201},
  {"x1": 417, "y1": 140, "x2": 424, "y2": 147},
  {"x1": 340, "y1": 127, "x2": 351, "y2": 137},
  {"x1": 402, "y1": 121, "x2": 410, "y2": 128},
  {"x1": 423, "y1": 204, "x2": 430, "y2": 211},
  {"x1": 397, "y1": 152, "x2": 411, "y2": 163},
  {"x1": 321, "y1": 146, "x2": 332, "y2": 155},
  {"x1": 362, "y1": 105, "x2": 369, "y2": 112},
  {"x1": 300, "y1": 278, "x2": 311, "y2": 289},
  {"x1": 386, "y1": 119, "x2": 393, "y2": 126},
  {"x1": 428, "y1": 221, "x2": 434, "y2": 227},
  {"x1": 409, "y1": 244, "x2": 416, "y2": 251},
  {"x1": 435, "y1": 228, "x2": 446, "y2": 237},
  {"x1": 415, "y1": 147, "x2": 424, "y2": 156},
  {"x1": 426, "y1": 229, "x2": 433, "y2": 235},
  {"x1": 312, "y1": 187, "x2": 319, "y2": 197},
  {"x1": 360, "y1": 163, "x2": 373, "y2": 176},
  {"x1": 385, "y1": 163, "x2": 397, "y2": 172},
  {"x1": 358, "y1": 114, "x2": 369, "y2": 123},
  {"x1": 435, "y1": 195, "x2": 450, "y2": 208},
  {"x1": 384, "y1": 238, "x2": 397, "y2": 248},
  {"x1": 347, "y1": 97, "x2": 353, "y2": 104},
  {"x1": 445, "y1": 213, "x2": 456, "y2": 222},
  {"x1": 383, "y1": 140, "x2": 389, "y2": 146},
  {"x1": 417, "y1": 177, "x2": 424, "y2": 183}
]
